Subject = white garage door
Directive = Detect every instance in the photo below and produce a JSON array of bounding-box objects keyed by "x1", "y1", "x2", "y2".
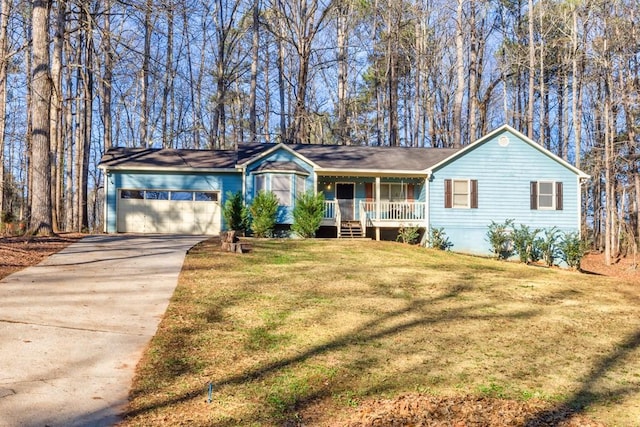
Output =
[{"x1": 117, "y1": 189, "x2": 221, "y2": 234}]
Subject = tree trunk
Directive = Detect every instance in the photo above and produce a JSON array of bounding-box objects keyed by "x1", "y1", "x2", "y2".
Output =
[
  {"x1": 527, "y1": 0, "x2": 534, "y2": 139},
  {"x1": 387, "y1": 6, "x2": 399, "y2": 147},
  {"x1": 140, "y1": 0, "x2": 152, "y2": 147},
  {"x1": 452, "y1": 0, "x2": 464, "y2": 148},
  {"x1": 29, "y1": 0, "x2": 53, "y2": 236},
  {"x1": 161, "y1": 0, "x2": 174, "y2": 148},
  {"x1": 50, "y1": 0, "x2": 65, "y2": 232},
  {"x1": 102, "y1": 0, "x2": 113, "y2": 150},
  {"x1": 336, "y1": 0, "x2": 348, "y2": 144},
  {"x1": 249, "y1": 0, "x2": 259, "y2": 143},
  {"x1": 0, "y1": 0, "x2": 10, "y2": 216}
]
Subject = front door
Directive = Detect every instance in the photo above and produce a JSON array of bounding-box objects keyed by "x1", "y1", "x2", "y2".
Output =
[{"x1": 336, "y1": 183, "x2": 355, "y2": 221}]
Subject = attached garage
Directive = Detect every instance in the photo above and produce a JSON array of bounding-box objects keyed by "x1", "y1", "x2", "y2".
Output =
[
  {"x1": 117, "y1": 189, "x2": 221, "y2": 234},
  {"x1": 99, "y1": 148, "x2": 243, "y2": 235}
]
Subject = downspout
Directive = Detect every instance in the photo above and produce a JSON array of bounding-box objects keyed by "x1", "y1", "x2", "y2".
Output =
[{"x1": 578, "y1": 175, "x2": 588, "y2": 238}]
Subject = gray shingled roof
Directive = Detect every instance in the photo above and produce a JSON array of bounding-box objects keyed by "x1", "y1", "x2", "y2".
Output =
[
  {"x1": 290, "y1": 144, "x2": 459, "y2": 171},
  {"x1": 100, "y1": 144, "x2": 461, "y2": 173},
  {"x1": 99, "y1": 147, "x2": 238, "y2": 170}
]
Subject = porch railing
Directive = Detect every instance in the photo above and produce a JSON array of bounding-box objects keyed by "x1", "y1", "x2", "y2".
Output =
[
  {"x1": 360, "y1": 201, "x2": 426, "y2": 222},
  {"x1": 324, "y1": 200, "x2": 425, "y2": 225},
  {"x1": 323, "y1": 200, "x2": 337, "y2": 221}
]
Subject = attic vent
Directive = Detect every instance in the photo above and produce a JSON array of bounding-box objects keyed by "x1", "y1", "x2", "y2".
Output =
[{"x1": 498, "y1": 136, "x2": 510, "y2": 147}]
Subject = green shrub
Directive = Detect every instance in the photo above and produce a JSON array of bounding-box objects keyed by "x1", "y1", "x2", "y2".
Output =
[
  {"x1": 559, "y1": 232, "x2": 587, "y2": 269},
  {"x1": 222, "y1": 191, "x2": 250, "y2": 232},
  {"x1": 249, "y1": 191, "x2": 280, "y2": 237},
  {"x1": 539, "y1": 227, "x2": 561, "y2": 267},
  {"x1": 397, "y1": 225, "x2": 420, "y2": 245},
  {"x1": 428, "y1": 227, "x2": 453, "y2": 250},
  {"x1": 486, "y1": 219, "x2": 514, "y2": 260},
  {"x1": 512, "y1": 224, "x2": 541, "y2": 264},
  {"x1": 292, "y1": 191, "x2": 325, "y2": 238}
]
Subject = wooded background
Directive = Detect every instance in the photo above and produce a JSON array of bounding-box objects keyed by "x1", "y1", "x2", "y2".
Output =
[{"x1": 0, "y1": 0, "x2": 638, "y2": 265}]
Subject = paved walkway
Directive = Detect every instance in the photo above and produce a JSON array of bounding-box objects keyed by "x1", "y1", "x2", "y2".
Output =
[{"x1": 0, "y1": 234, "x2": 207, "y2": 427}]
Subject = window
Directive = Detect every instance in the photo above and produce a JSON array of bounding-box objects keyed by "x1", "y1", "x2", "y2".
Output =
[
  {"x1": 254, "y1": 175, "x2": 266, "y2": 193},
  {"x1": 444, "y1": 179, "x2": 478, "y2": 209},
  {"x1": 171, "y1": 191, "x2": 193, "y2": 201},
  {"x1": 271, "y1": 174, "x2": 291, "y2": 206},
  {"x1": 453, "y1": 180, "x2": 469, "y2": 208},
  {"x1": 145, "y1": 191, "x2": 169, "y2": 200},
  {"x1": 380, "y1": 183, "x2": 407, "y2": 202},
  {"x1": 531, "y1": 181, "x2": 563, "y2": 210},
  {"x1": 121, "y1": 190, "x2": 144, "y2": 199},
  {"x1": 195, "y1": 192, "x2": 218, "y2": 202},
  {"x1": 296, "y1": 175, "x2": 306, "y2": 197}
]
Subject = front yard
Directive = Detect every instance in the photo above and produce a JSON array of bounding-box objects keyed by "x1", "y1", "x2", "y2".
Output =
[{"x1": 122, "y1": 238, "x2": 640, "y2": 426}]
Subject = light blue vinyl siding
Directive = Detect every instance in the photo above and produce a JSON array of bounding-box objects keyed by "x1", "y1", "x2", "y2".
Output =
[
  {"x1": 429, "y1": 130, "x2": 581, "y2": 255},
  {"x1": 244, "y1": 147, "x2": 315, "y2": 224},
  {"x1": 104, "y1": 170, "x2": 241, "y2": 232}
]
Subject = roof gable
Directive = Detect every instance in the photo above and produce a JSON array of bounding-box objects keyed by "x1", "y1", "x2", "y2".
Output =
[{"x1": 427, "y1": 125, "x2": 589, "y2": 179}]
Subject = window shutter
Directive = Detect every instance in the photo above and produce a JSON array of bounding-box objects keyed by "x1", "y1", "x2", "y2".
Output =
[
  {"x1": 444, "y1": 179, "x2": 452, "y2": 208},
  {"x1": 407, "y1": 184, "x2": 415, "y2": 201},
  {"x1": 470, "y1": 180, "x2": 478, "y2": 208},
  {"x1": 530, "y1": 181, "x2": 538, "y2": 210},
  {"x1": 556, "y1": 182, "x2": 563, "y2": 210},
  {"x1": 365, "y1": 183, "x2": 373, "y2": 202}
]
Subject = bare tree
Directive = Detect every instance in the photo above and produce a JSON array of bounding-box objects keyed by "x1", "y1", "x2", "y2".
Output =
[
  {"x1": 29, "y1": 0, "x2": 53, "y2": 235},
  {"x1": 0, "y1": 0, "x2": 11, "y2": 216}
]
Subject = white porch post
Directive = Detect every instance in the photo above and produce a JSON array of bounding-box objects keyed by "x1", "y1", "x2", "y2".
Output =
[
  {"x1": 375, "y1": 177, "x2": 381, "y2": 241},
  {"x1": 314, "y1": 172, "x2": 318, "y2": 195},
  {"x1": 422, "y1": 174, "x2": 431, "y2": 246},
  {"x1": 103, "y1": 171, "x2": 109, "y2": 233}
]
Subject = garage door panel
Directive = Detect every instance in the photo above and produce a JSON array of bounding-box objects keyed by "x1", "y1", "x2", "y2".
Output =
[{"x1": 117, "y1": 190, "x2": 220, "y2": 235}]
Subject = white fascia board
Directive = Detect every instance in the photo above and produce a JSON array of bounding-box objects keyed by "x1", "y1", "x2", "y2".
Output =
[
  {"x1": 100, "y1": 166, "x2": 240, "y2": 173},
  {"x1": 426, "y1": 124, "x2": 590, "y2": 179}
]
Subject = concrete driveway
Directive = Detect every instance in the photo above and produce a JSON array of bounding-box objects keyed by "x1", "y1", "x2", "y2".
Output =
[{"x1": 0, "y1": 234, "x2": 207, "y2": 427}]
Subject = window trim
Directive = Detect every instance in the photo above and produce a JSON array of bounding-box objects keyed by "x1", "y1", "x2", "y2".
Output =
[
  {"x1": 271, "y1": 174, "x2": 292, "y2": 206},
  {"x1": 445, "y1": 179, "x2": 478, "y2": 209},
  {"x1": 537, "y1": 181, "x2": 555, "y2": 210},
  {"x1": 380, "y1": 182, "x2": 409, "y2": 202},
  {"x1": 531, "y1": 181, "x2": 563, "y2": 211}
]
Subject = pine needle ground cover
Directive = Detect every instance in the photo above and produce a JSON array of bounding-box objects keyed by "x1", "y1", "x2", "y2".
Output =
[{"x1": 123, "y1": 239, "x2": 640, "y2": 426}]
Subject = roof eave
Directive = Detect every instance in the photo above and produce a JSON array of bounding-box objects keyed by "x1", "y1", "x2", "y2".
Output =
[
  {"x1": 317, "y1": 168, "x2": 428, "y2": 177},
  {"x1": 100, "y1": 165, "x2": 240, "y2": 173}
]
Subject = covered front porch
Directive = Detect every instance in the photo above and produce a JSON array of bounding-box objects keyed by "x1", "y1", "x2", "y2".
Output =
[{"x1": 317, "y1": 176, "x2": 428, "y2": 239}]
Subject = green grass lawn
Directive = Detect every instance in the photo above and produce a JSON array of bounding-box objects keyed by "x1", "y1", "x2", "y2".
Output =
[{"x1": 122, "y1": 238, "x2": 640, "y2": 426}]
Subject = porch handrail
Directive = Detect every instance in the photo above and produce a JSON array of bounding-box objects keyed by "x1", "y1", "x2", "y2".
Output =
[{"x1": 323, "y1": 200, "x2": 336, "y2": 220}]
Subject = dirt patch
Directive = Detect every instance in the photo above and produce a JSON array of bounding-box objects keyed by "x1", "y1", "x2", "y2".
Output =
[
  {"x1": 0, "y1": 233, "x2": 86, "y2": 280},
  {"x1": 580, "y1": 252, "x2": 640, "y2": 280},
  {"x1": 330, "y1": 394, "x2": 606, "y2": 426}
]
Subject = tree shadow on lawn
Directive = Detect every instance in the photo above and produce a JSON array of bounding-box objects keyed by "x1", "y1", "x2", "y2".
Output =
[
  {"x1": 123, "y1": 286, "x2": 541, "y2": 421},
  {"x1": 524, "y1": 329, "x2": 640, "y2": 426}
]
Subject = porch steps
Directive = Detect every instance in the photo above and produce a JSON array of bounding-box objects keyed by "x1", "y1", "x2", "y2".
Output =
[{"x1": 340, "y1": 221, "x2": 365, "y2": 239}]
